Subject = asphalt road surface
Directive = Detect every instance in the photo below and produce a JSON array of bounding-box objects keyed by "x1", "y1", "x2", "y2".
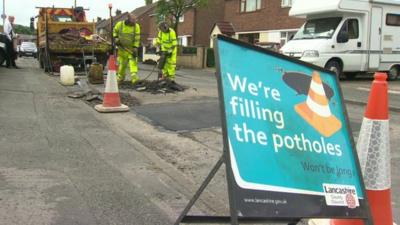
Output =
[{"x1": 0, "y1": 57, "x2": 398, "y2": 224}]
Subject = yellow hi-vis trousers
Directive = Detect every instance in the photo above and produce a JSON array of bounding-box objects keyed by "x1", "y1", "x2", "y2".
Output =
[
  {"x1": 162, "y1": 48, "x2": 177, "y2": 80},
  {"x1": 117, "y1": 49, "x2": 139, "y2": 84}
]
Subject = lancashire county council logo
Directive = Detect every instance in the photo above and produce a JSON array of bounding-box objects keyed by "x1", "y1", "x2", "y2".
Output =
[
  {"x1": 323, "y1": 184, "x2": 359, "y2": 208},
  {"x1": 346, "y1": 193, "x2": 357, "y2": 209}
]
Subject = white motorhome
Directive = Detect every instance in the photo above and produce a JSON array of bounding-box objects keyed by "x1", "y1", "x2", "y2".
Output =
[{"x1": 281, "y1": 0, "x2": 400, "y2": 80}]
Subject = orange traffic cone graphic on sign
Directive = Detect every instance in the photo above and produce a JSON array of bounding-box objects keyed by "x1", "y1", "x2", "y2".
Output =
[
  {"x1": 295, "y1": 71, "x2": 342, "y2": 137},
  {"x1": 95, "y1": 55, "x2": 129, "y2": 113},
  {"x1": 331, "y1": 72, "x2": 394, "y2": 225}
]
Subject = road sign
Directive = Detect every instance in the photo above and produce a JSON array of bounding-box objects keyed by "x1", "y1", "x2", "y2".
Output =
[{"x1": 215, "y1": 35, "x2": 370, "y2": 219}]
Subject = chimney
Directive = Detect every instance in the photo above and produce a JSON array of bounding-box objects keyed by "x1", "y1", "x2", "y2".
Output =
[
  {"x1": 115, "y1": 9, "x2": 122, "y2": 16},
  {"x1": 145, "y1": 0, "x2": 153, "y2": 5}
]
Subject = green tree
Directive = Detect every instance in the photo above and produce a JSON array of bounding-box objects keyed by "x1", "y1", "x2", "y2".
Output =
[
  {"x1": 156, "y1": 0, "x2": 207, "y2": 32},
  {"x1": 14, "y1": 24, "x2": 35, "y2": 35},
  {"x1": 145, "y1": 0, "x2": 153, "y2": 5}
]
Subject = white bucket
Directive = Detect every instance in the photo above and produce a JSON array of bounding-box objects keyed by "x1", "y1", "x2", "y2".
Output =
[{"x1": 60, "y1": 65, "x2": 75, "y2": 86}]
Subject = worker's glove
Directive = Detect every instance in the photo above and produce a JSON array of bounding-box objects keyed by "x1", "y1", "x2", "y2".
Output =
[
  {"x1": 167, "y1": 49, "x2": 173, "y2": 56},
  {"x1": 152, "y1": 39, "x2": 159, "y2": 47},
  {"x1": 132, "y1": 48, "x2": 138, "y2": 58},
  {"x1": 115, "y1": 38, "x2": 121, "y2": 46}
]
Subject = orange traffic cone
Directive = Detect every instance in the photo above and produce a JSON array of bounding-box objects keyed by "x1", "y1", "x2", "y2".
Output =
[
  {"x1": 331, "y1": 72, "x2": 394, "y2": 225},
  {"x1": 95, "y1": 55, "x2": 129, "y2": 113},
  {"x1": 295, "y1": 71, "x2": 342, "y2": 137}
]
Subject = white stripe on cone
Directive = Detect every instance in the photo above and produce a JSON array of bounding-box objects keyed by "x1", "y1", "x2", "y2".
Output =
[
  {"x1": 105, "y1": 70, "x2": 119, "y2": 93},
  {"x1": 310, "y1": 80, "x2": 325, "y2": 95},
  {"x1": 306, "y1": 97, "x2": 332, "y2": 117},
  {"x1": 306, "y1": 78, "x2": 332, "y2": 118}
]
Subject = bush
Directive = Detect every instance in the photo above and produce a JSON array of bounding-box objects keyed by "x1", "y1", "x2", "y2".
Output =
[{"x1": 206, "y1": 48, "x2": 215, "y2": 68}]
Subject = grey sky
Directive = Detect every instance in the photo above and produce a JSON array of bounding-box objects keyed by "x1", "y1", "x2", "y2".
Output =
[{"x1": 2, "y1": 0, "x2": 145, "y2": 26}]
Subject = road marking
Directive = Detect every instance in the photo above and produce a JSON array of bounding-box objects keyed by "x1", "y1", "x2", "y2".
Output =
[{"x1": 357, "y1": 87, "x2": 400, "y2": 95}]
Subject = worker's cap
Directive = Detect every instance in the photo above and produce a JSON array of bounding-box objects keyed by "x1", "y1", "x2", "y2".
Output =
[
  {"x1": 128, "y1": 13, "x2": 137, "y2": 19},
  {"x1": 158, "y1": 21, "x2": 169, "y2": 29}
]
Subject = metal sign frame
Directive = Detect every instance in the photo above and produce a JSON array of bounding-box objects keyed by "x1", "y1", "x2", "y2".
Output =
[{"x1": 175, "y1": 35, "x2": 373, "y2": 225}]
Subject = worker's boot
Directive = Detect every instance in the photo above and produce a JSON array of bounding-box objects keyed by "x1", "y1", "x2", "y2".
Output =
[
  {"x1": 165, "y1": 73, "x2": 175, "y2": 81},
  {"x1": 157, "y1": 71, "x2": 165, "y2": 81},
  {"x1": 131, "y1": 73, "x2": 139, "y2": 85}
]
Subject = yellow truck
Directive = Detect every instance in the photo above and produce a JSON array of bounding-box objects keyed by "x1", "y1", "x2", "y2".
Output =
[{"x1": 36, "y1": 7, "x2": 110, "y2": 73}]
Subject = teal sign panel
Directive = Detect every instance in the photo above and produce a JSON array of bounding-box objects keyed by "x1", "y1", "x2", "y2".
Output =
[{"x1": 215, "y1": 35, "x2": 369, "y2": 218}]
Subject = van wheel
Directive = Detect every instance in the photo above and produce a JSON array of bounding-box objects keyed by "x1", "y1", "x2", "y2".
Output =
[
  {"x1": 388, "y1": 66, "x2": 399, "y2": 81},
  {"x1": 325, "y1": 60, "x2": 342, "y2": 78}
]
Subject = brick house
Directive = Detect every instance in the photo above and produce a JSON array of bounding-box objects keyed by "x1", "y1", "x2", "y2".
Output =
[
  {"x1": 96, "y1": 10, "x2": 129, "y2": 37},
  {"x1": 95, "y1": 4, "x2": 158, "y2": 46},
  {"x1": 142, "y1": 0, "x2": 225, "y2": 47},
  {"x1": 132, "y1": 3, "x2": 158, "y2": 46},
  {"x1": 222, "y1": 0, "x2": 304, "y2": 47},
  {"x1": 99, "y1": 0, "x2": 301, "y2": 48}
]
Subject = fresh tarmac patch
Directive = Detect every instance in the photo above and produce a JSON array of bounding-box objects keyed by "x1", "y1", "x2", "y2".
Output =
[
  {"x1": 133, "y1": 100, "x2": 362, "y2": 133},
  {"x1": 133, "y1": 100, "x2": 222, "y2": 131}
]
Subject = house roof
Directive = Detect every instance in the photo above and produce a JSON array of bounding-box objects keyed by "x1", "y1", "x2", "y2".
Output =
[
  {"x1": 130, "y1": 3, "x2": 157, "y2": 17},
  {"x1": 213, "y1": 22, "x2": 236, "y2": 36},
  {"x1": 96, "y1": 3, "x2": 157, "y2": 30},
  {"x1": 96, "y1": 11, "x2": 129, "y2": 29}
]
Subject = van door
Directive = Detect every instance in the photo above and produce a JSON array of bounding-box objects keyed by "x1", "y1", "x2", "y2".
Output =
[
  {"x1": 335, "y1": 18, "x2": 362, "y2": 71},
  {"x1": 369, "y1": 7, "x2": 383, "y2": 69}
]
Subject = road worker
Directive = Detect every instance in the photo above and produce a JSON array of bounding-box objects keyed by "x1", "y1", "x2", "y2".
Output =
[
  {"x1": 113, "y1": 13, "x2": 140, "y2": 84},
  {"x1": 3, "y1": 16, "x2": 18, "y2": 69},
  {"x1": 154, "y1": 22, "x2": 177, "y2": 80}
]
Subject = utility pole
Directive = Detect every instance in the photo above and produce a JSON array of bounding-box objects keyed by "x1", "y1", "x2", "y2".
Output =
[
  {"x1": 74, "y1": 0, "x2": 76, "y2": 8},
  {"x1": 2, "y1": 0, "x2": 5, "y2": 28}
]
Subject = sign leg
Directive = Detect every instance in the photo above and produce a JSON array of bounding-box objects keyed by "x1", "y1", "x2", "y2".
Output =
[
  {"x1": 224, "y1": 150, "x2": 239, "y2": 225},
  {"x1": 174, "y1": 155, "x2": 225, "y2": 225}
]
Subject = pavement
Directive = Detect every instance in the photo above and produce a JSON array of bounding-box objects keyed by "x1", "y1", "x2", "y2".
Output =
[{"x1": 0, "y1": 57, "x2": 399, "y2": 224}]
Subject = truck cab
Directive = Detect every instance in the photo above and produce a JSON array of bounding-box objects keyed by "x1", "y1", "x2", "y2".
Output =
[{"x1": 281, "y1": 0, "x2": 400, "y2": 80}]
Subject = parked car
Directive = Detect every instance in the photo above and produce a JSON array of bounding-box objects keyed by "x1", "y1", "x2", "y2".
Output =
[
  {"x1": 19, "y1": 42, "x2": 37, "y2": 58},
  {"x1": 0, "y1": 34, "x2": 7, "y2": 65}
]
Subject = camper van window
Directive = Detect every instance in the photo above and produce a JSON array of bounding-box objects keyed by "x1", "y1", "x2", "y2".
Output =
[
  {"x1": 340, "y1": 19, "x2": 359, "y2": 39},
  {"x1": 348, "y1": 19, "x2": 359, "y2": 39},
  {"x1": 386, "y1": 14, "x2": 400, "y2": 26},
  {"x1": 293, "y1": 17, "x2": 342, "y2": 40}
]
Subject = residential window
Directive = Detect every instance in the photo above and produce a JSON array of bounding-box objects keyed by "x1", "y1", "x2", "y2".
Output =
[
  {"x1": 280, "y1": 31, "x2": 297, "y2": 46},
  {"x1": 340, "y1": 19, "x2": 359, "y2": 39},
  {"x1": 281, "y1": 0, "x2": 293, "y2": 8},
  {"x1": 238, "y1": 33, "x2": 260, "y2": 44},
  {"x1": 386, "y1": 14, "x2": 400, "y2": 26},
  {"x1": 240, "y1": 0, "x2": 262, "y2": 13},
  {"x1": 179, "y1": 15, "x2": 184, "y2": 23}
]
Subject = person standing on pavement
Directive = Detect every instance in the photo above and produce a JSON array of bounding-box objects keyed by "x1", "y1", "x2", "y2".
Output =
[
  {"x1": 154, "y1": 22, "x2": 177, "y2": 81},
  {"x1": 3, "y1": 16, "x2": 18, "y2": 69},
  {"x1": 113, "y1": 13, "x2": 140, "y2": 84}
]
